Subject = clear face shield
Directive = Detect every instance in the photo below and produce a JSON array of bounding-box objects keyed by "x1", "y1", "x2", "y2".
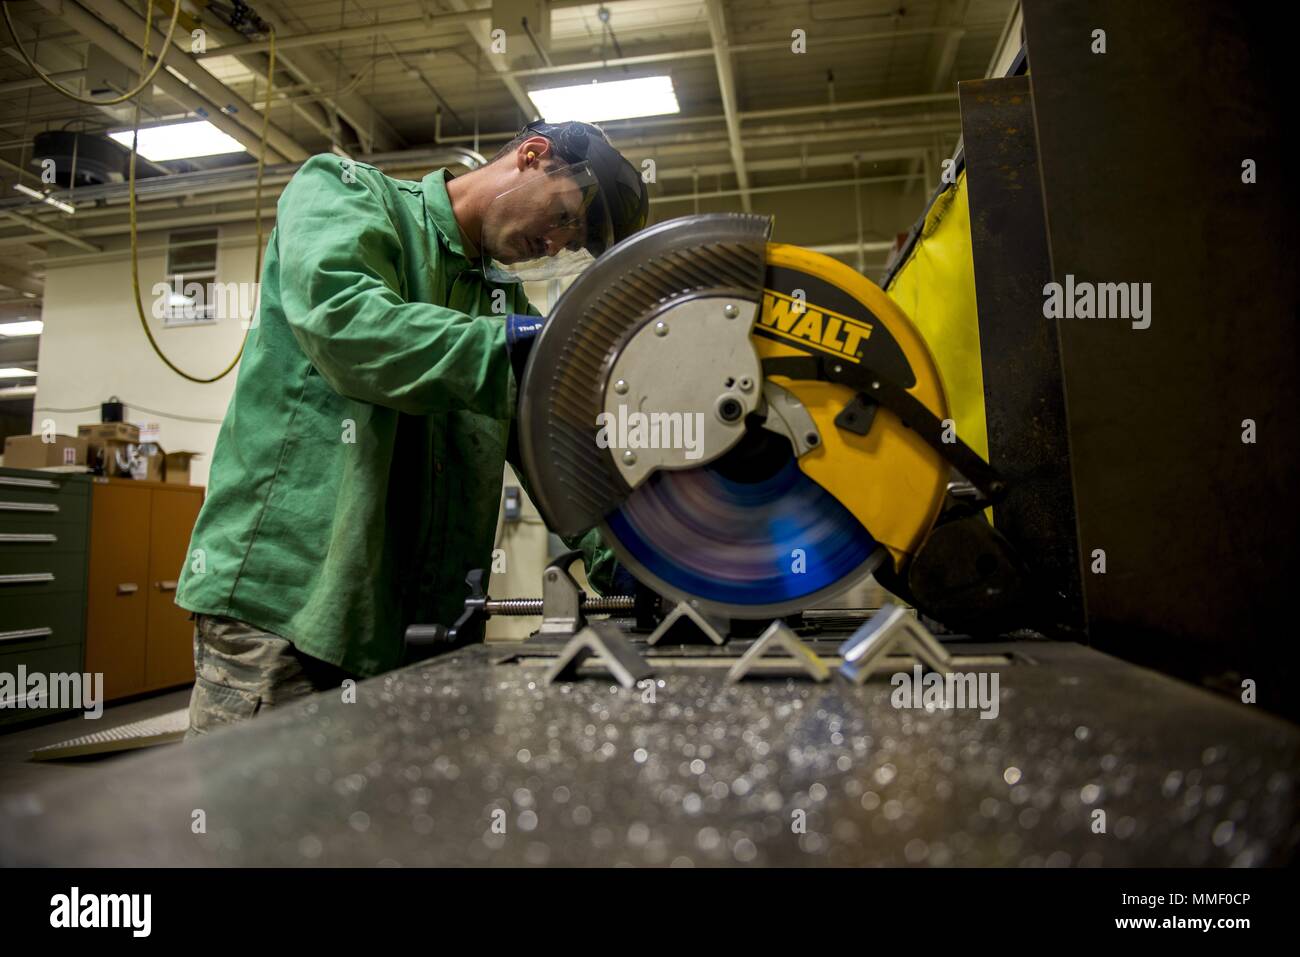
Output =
[{"x1": 479, "y1": 160, "x2": 615, "y2": 283}]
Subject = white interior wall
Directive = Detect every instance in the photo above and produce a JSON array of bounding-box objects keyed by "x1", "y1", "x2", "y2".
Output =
[{"x1": 31, "y1": 222, "x2": 260, "y2": 487}]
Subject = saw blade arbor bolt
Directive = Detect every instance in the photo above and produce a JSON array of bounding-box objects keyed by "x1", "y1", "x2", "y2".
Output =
[{"x1": 717, "y1": 396, "x2": 744, "y2": 422}]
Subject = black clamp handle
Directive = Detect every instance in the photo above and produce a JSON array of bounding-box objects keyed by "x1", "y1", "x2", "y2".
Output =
[{"x1": 402, "y1": 568, "x2": 489, "y2": 664}]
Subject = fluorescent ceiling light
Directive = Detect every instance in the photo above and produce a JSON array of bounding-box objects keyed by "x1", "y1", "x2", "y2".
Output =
[
  {"x1": 13, "y1": 183, "x2": 75, "y2": 215},
  {"x1": 0, "y1": 320, "x2": 43, "y2": 337},
  {"x1": 108, "y1": 120, "x2": 247, "y2": 162},
  {"x1": 0, "y1": 368, "x2": 37, "y2": 379},
  {"x1": 528, "y1": 75, "x2": 680, "y2": 124}
]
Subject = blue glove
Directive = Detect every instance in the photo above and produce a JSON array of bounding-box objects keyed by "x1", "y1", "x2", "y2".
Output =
[
  {"x1": 505, "y1": 313, "x2": 545, "y2": 385},
  {"x1": 608, "y1": 563, "x2": 641, "y2": 596}
]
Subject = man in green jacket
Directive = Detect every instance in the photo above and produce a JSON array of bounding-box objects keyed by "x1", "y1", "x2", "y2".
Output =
[{"x1": 178, "y1": 121, "x2": 648, "y2": 736}]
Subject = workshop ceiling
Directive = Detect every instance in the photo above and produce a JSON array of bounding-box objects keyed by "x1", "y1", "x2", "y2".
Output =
[{"x1": 0, "y1": 0, "x2": 1018, "y2": 301}]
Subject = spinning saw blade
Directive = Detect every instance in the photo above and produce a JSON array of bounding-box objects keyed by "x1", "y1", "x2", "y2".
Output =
[{"x1": 517, "y1": 214, "x2": 953, "y2": 619}]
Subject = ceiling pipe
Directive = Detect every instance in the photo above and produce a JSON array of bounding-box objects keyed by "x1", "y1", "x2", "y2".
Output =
[
  {"x1": 0, "y1": 69, "x2": 83, "y2": 95},
  {"x1": 247, "y1": 4, "x2": 402, "y2": 153},
  {"x1": 3, "y1": 165, "x2": 879, "y2": 238},
  {"x1": 650, "y1": 172, "x2": 924, "y2": 205},
  {"x1": 24, "y1": 89, "x2": 959, "y2": 153},
  {"x1": 0, "y1": 148, "x2": 476, "y2": 215},
  {"x1": 4, "y1": 146, "x2": 929, "y2": 249},
  {"x1": 501, "y1": 28, "x2": 965, "y2": 80},
  {"x1": 432, "y1": 111, "x2": 730, "y2": 145},
  {"x1": 0, "y1": 261, "x2": 43, "y2": 297},
  {"x1": 76, "y1": 0, "x2": 310, "y2": 162},
  {"x1": 0, "y1": 132, "x2": 931, "y2": 248},
  {"x1": 0, "y1": 146, "x2": 486, "y2": 245},
  {"x1": 1, "y1": 209, "x2": 100, "y2": 251},
  {"x1": 429, "y1": 93, "x2": 962, "y2": 147},
  {"x1": 0, "y1": 115, "x2": 950, "y2": 218},
  {"x1": 658, "y1": 147, "x2": 928, "y2": 180},
  {"x1": 443, "y1": 0, "x2": 537, "y2": 121},
  {"x1": 174, "y1": 13, "x2": 340, "y2": 150},
  {"x1": 192, "y1": 8, "x2": 489, "y2": 60},
  {"x1": 194, "y1": 18, "x2": 962, "y2": 76},
  {"x1": 18, "y1": 172, "x2": 924, "y2": 259},
  {"x1": 0, "y1": 155, "x2": 42, "y2": 184},
  {"x1": 30, "y1": 0, "x2": 292, "y2": 163},
  {"x1": 0, "y1": 116, "x2": 942, "y2": 219},
  {"x1": 625, "y1": 120, "x2": 962, "y2": 157},
  {"x1": 703, "y1": 0, "x2": 750, "y2": 212},
  {"x1": 29, "y1": 164, "x2": 931, "y2": 226},
  {"x1": 742, "y1": 91, "x2": 959, "y2": 121},
  {"x1": 904, "y1": 1, "x2": 968, "y2": 195}
]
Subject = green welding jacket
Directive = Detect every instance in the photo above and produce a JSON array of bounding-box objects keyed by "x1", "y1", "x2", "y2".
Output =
[{"x1": 175, "y1": 154, "x2": 616, "y2": 677}]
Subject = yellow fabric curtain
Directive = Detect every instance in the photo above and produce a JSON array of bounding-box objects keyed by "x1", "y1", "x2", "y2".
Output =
[{"x1": 885, "y1": 171, "x2": 989, "y2": 464}]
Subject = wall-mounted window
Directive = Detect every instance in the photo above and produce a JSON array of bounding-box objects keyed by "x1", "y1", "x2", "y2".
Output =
[{"x1": 161, "y1": 227, "x2": 219, "y2": 326}]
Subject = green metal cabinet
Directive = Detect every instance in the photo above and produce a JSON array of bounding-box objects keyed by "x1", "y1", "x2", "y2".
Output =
[{"x1": 0, "y1": 468, "x2": 92, "y2": 726}]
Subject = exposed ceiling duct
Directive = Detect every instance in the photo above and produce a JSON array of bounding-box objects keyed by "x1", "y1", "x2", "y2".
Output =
[{"x1": 0, "y1": 0, "x2": 1013, "y2": 294}]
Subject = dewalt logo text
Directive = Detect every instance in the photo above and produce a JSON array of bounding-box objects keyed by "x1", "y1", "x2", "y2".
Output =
[{"x1": 755, "y1": 290, "x2": 873, "y2": 362}]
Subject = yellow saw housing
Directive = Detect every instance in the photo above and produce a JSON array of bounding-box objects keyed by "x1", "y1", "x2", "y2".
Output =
[{"x1": 753, "y1": 243, "x2": 951, "y2": 570}]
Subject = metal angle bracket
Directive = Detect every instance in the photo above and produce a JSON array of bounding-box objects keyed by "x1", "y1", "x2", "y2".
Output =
[
  {"x1": 543, "y1": 622, "x2": 654, "y2": 689},
  {"x1": 838, "y1": 603, "x2": 952, "y2": 685},
  {"x1": 726, "y1": 621, "x2": 830, "y2": 683},
  {"x1": 646, "y1": 600, "x2": 728, "y2": 646}
]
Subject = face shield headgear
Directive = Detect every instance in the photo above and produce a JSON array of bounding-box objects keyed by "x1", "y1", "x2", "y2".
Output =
[{"x1": 479, "y1": 121, "x2": 649, "y2": 283}]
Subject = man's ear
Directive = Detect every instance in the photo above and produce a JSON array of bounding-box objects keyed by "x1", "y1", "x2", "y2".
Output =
[{"x1": 515, "y1": 135, "x2": 554, "y2": 171}]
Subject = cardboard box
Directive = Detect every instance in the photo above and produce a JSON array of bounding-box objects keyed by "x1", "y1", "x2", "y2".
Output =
[
  {"x1": 78, "y1": 422, "x2": 140, "y2": 444},
  {"x1": 141, "y1": 448, "x2": 165, "y2": 483},
  {"x1": 88, "y1": 438, "x2": 139, "y2": 477},
  {"x1": 79, "y1": 421, "x2": 141, "y2": 478},
  {"x1": 3, "y1": 434, "x2": 88, "y2": 470},
  {"x1": 163, "y1": 451, "x2": 199, "y2": 485}
]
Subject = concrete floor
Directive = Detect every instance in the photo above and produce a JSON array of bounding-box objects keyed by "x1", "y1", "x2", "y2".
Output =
[{"x1": 0, "y1": 686, "x2": 192, "y2": 801}]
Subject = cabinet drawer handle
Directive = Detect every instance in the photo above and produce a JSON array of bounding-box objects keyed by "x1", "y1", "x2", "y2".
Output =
[
  {"x1": 156, "y1": 580, "x2": 178, "y2": 593},
  {"x1": 0, "y1": 477, "x2": 58, "y2": 490},
  {"x1": 0, "y1": 627, "x2": 52, "y2": 643},
  {"x1": 0, "y1": 532, "x2": 57, "y2": 544},
  {"x1": 0, "y1": 501, "x2": 59, "y2": 513},
  {"x1": 0, "y1": 572, "x2": 55, "y2": 585},
  {"x1": 116, "y1": 582, "x2": 139, "y2": 595}
]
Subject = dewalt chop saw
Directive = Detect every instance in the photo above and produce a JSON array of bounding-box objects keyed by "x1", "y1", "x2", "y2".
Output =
[{"x1": 514, "y1": 214, "x2": 1023, "y2": 636}]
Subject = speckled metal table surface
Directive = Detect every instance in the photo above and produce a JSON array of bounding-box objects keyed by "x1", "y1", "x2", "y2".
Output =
[{"x1": 2, "y1": 639, "x2": 1297, "y2": 866}]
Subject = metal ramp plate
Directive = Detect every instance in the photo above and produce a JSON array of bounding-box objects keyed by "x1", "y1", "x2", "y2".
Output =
[{"x1": 29, "y1": 708, "x2": 189, "y2": 761}]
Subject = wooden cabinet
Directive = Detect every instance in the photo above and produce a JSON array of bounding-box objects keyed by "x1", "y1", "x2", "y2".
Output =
[
  {"x1": 145, "y1": 487, "x2": 203, "y2": 689},
  {"x1": 85, "y1": 478, "x2": 203, "y2": 701}
]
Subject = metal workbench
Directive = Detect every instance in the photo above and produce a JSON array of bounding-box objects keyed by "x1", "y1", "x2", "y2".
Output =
[{"x1": 1, "y1": 638, "x2": 1296, "y2": 866}]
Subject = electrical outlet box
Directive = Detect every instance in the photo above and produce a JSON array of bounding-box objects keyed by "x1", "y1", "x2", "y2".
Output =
[{"x1": 503, "y1": 485, "x2": 522, "y2": 522}]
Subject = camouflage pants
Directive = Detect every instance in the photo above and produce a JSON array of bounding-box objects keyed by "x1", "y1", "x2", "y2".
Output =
[{"x1": 185, "y1": 614, "x2": 356, "y2": 739}]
